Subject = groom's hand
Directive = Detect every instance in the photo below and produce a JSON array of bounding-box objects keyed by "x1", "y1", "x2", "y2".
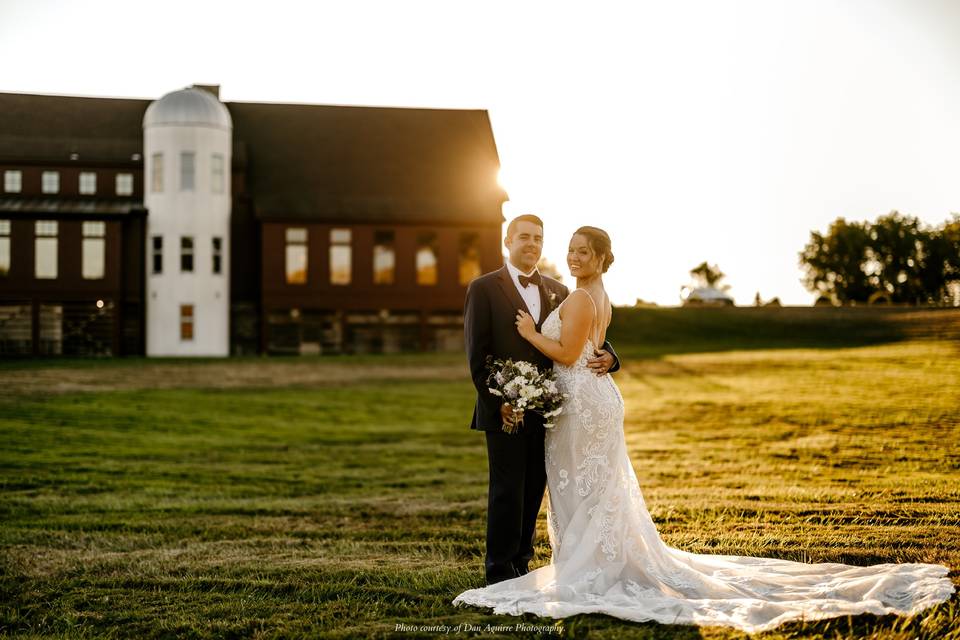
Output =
[
  {"x1": 500, "y1": 403, "x2": 519, "y2": 427},
  {"x1": 587, "y1": 349, "x2": 615, "y2": 376}
]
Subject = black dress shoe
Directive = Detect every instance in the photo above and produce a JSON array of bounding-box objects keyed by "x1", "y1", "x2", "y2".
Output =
[{"x1": 485, "y1": 565, "x2": 522, "y2": 586}]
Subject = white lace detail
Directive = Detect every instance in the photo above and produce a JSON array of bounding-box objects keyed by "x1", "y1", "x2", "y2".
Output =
[{"x1": 453, "y1": 307, "x2": 955, "y2": 633}]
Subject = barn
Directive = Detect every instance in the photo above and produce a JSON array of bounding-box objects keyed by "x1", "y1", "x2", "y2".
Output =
[{"x1": 0, "y1": 85, "x2": 506, "y2": 357}]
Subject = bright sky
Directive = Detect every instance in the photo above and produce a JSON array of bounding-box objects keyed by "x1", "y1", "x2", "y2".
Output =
[{"x1": 2, "y1": 0, "x2": 958, "y2": 305}]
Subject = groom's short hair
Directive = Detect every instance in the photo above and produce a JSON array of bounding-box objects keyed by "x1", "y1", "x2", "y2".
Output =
[{"x1": 506, "y1": 214, "x2": 544, "y2": 240}]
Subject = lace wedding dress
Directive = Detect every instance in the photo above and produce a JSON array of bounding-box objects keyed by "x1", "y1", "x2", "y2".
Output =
[{"x1": 453, "y1": 302, "x2": 954, "y2": 633}]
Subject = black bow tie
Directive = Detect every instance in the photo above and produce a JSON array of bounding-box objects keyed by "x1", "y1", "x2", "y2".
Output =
[{"x1": 518, "y1": 272, "x2": 541, "y2": 288}]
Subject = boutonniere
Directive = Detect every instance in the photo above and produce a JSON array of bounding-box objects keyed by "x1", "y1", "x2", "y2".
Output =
[{"x1": 547, "y1": 290, "x2": 559, "y2": 311}]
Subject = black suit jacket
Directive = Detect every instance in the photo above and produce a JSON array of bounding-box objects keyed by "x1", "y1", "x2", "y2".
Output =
[{"x1": 464, "y1": 265, "x2": 620, "y2": 431}]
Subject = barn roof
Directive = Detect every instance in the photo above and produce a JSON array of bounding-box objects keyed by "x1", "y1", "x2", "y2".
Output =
[{"x1": 0, "y1": 91, "x2": 507, "y2": 224}]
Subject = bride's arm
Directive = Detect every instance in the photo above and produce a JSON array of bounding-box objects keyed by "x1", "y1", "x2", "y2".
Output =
[{"x1": 515, "y1": 290, "x2": 593, "y2": 366}]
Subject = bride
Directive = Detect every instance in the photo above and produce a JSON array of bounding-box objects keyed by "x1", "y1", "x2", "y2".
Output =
[{"x1": 453, "y1": 226, "x2": 954, "y2": 633}]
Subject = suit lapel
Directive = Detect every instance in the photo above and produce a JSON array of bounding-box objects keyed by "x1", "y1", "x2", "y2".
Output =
[
  {"x1": 495, "y1": 266, "x2": 532, "y2": 316},
  {"x1": 536, "y1": 282, "x2": 551, "y2": 328}
]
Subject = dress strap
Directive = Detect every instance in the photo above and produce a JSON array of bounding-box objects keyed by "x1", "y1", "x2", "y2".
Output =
[{"x1": 561, "y1": 288, "x2": 601, "y2": 347}]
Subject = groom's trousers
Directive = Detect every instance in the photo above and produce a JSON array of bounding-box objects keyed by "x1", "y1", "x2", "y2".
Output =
[{"x1": 484, "y1": 422, "x2": 547, "y2": 585}]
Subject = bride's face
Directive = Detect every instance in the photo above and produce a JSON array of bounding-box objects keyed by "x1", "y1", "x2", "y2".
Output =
[{"x1": 567, "y1": 234, "x2": 599, "y2": 278}]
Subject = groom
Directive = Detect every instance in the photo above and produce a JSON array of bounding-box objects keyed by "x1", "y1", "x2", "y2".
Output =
[{"x1": 463, "y1": 214, "x2": 620, "y2": 585}]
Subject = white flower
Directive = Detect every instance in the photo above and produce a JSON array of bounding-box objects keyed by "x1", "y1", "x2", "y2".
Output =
[
  {"x1": 515, "y1": 361, "x2": 539, "y2": 377},
  {"x1": 488, "y1": 388, "x2": 503, "y2": 396}
]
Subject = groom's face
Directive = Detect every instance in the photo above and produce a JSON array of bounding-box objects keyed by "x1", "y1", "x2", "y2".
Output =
[{"x1": 504, "y1": 221, "x2": 543, "y2": 273}]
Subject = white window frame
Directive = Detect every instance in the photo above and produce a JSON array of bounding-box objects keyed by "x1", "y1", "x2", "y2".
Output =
[
  {"x1": 0, "y1": 219, "x2": 10, "y2": 277},
  {"x1": 4, "y1": 170, "x2": 22, "y2": 193},
  {"x1": 34, "y1": 220, "x2": 58, "y2": 279},
  {"x1": 82, "y1": 221, "x2": 106, "y2": 280},
  {"x1": 211, "y1": 154, "x2": 224, "y2": 194},
  {"x1": 285, "y1": 227, "x2": 308, "y2": 285},
  {"x1": 79, "y1": 172, "x2": 97, "y2": 195},
  {"x1": 42, "y1": 171, "x2": 60, "y2": 194},
  {"x1": 115, "y1": 173, "x2": 133, "y2": 196},
  {"x1": 180, "y1": 152, "x2": 195, "y2": 191},
  {"x1": 329, "y1": 228, "x2": 352, "y2": 286},
  {"x1": 151, "y1": 153, "x2": 163, "y2": 192}
]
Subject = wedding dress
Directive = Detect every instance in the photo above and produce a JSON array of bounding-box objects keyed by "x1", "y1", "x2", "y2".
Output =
[{"x1": 453, "y1": 296, "x2": 954, "y2": 633}]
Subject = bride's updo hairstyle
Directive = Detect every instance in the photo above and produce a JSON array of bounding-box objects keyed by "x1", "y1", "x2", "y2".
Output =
[{"x1": 574, "y1": 226, "x2": 615, "y2": 273}]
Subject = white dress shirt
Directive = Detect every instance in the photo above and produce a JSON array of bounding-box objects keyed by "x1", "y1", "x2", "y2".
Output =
[{"x1": 506, "y1": 261, "x2": 542, "y2": 324}]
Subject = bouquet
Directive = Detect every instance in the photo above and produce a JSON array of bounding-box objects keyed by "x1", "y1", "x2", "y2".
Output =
[{"x1": 485, "y1": 356, "x2": 566, "y2": 434}]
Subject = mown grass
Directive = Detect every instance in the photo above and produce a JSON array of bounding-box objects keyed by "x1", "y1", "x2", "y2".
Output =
[{"x1": 1, "y1": 308, "x2": 958, "y2": 639}]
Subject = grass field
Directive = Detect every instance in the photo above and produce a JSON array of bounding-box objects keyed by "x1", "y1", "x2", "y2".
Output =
[{"x1": 1, "y1": 307, "x2": 958, "y2": 639}]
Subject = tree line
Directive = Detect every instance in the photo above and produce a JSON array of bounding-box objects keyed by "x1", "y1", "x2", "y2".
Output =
[{"x1": 800, "y1": 211, "x2": 960, "y2": 305}]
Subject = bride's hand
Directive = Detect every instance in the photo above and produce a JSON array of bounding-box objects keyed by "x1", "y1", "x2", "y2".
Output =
[{"x1": 515, "y1": 309, "x2": 536, "y2": 340}]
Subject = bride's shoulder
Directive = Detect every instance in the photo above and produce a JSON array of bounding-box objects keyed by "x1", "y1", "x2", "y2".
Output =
[{"x1": 563, "y1": 288, "x2": 596, "y2": 311}]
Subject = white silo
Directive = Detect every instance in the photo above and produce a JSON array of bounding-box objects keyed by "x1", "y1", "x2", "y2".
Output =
[{"x1": 143, "y1": 86, "x2": 232, "y2": 356}]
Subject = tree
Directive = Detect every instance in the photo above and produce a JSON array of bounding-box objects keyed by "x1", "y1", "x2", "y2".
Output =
[
  {"x1": 869, "y1": 212, "x2": 926, "y2": 304},
  {"x1": 689, "y1": 262, "x2": 730, "y2": 291},
  {"x1": 800, "y1": 212, "x2": 960, "y2": 305},
  {"x1": 920, "y1": 214, "x2": 960, "y2": 304},
  {"x1": 799, "y1": 218, "x2": 873, "y2": 304}
]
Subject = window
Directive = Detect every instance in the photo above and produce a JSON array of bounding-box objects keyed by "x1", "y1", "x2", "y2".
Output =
[
  {"x1": 151, "y1": 153, "x2": 163, "y2": 192},
  {"x1": 35, "y1": 220, "x2": 58, "y2": 279},
  {"x1": 180, "y1": 236, "x2": 194, "y2": 272},
  {"x1": 116, "y1": 173, "x2": 133, "y2": 196},
  {"x1": 4, "y1": 170, "x2": 22, "y2": 193},
  {"x1": 330, "y1": 228, "x2": 351, "y2": 285},
  {"x1": 285, "y1": 227, "x2": 307, "y2": 284},
  {"x1": 0, "y1": 219, "x2": 10, "y2": 277},
  {"x1": 373, "y1": 230, "x2": 395, "y2": 285},
  {"x1": 211, "y1": 154, "x2": 224, "y2": 194},
  {"x1": 180, "y1": 304, "x2": 194, "y2": 341},
  {"x1": 458, "y1": 232, "x2": 482, "y2": 285},
  {"x1": 82, "y1": 221, "x2": 105, "y2": 280},
  {"x1": 180, "y1": 152, "x2": 195, "y2": 191},
  {"x1": 42, "y1": 171, "x2": 59, "y2": 194},
  {"x1": 416, "y1": 232, "x2": 438, "y2": 285},
  {"x1": 151, "y1": 235, "x2": 163, "y2": 274},
  {"x1": 212, "y1": 237, "x2": 222, "y2": 274},
  {"x1": 79, "y1": 172, "x2": 96, "y2": 195}
]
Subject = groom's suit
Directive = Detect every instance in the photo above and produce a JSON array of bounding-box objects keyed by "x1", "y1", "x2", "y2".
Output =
[{"x1": 463, "y1": 264, "x2": 620, "y2": 584}]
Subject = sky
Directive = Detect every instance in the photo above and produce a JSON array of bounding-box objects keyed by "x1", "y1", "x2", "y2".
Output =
[{"x1": 1, "y1": 0, "x2": 958, "y2": 306}]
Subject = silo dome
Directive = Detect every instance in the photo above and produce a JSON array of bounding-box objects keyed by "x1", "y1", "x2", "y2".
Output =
[{"x1": 143, "y1": 87, "x2": 232, "y2": 130}]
